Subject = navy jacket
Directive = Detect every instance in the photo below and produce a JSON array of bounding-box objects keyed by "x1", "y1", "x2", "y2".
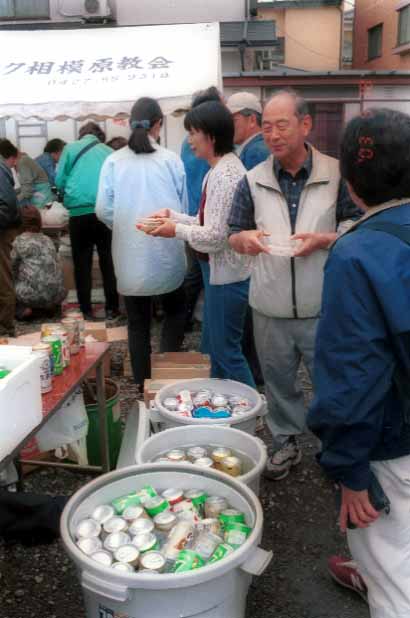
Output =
[
  {"x1": 307, "y1": 203, "x2": 410, "y2": 491},
  {"x1": 239, "y1": 133, "x2": 270, "y2": 171}
]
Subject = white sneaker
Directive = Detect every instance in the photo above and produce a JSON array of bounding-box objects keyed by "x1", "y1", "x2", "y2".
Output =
[{"x1": 264, "y1": 438, "x2": 302, "y2": 481}]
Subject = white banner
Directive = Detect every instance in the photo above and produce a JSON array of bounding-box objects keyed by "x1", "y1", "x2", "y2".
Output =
[{"x1": 0, "y1": 22, "x2": 221, "y2": 119}]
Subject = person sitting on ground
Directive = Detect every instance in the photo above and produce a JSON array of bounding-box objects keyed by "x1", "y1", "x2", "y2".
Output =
[
  {"x1": 16, "y1": 150, "x2": 54, "y2": 208},
  {"x1": 35, "y1": 138, "x2": 66, "y2": 187},
  {"x1": 11, "y1": 205, "x2": 66, "y2": 319}
]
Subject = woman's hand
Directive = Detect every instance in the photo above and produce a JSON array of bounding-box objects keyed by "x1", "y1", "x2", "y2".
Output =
[
  {"x1": 149, "y1": 208, "x2": 170, "y2": 219},
  {"x1": 137, "y1": 219, "x2": 176, "y2": 238}
]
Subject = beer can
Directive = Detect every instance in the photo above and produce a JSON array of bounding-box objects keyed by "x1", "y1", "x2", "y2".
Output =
[
  {"x1": 161, "y1": 488, "x2": 184, "y2": 506},
  {"x1": 192, "y1": 392, "x2": 211, "y2": 407},
  {"x1": 128, "y1": 518, "x2": 154, "y2": 537},
  {"x1": 184, "y1": 489, "x2": 208, "y2": 517},
  {"x1": 104, "y1": 531, "x2": 131, "y2": 552},
  {"x1": 77, "y1": 536, "x2": 102, "y2": 556},
  {"x1": 211, "y1": 394, "x2": 228, "y2": 408},
  {"x1": 224, "y1": 522, "x2": 252, "y2": 548},
  {"x1": 75, "y1": 518, "x2": 101, "y2": 539},
  {"x1": 112, "y1": 562, "x2": 134, "y2": 573},
  {"x1": 139, "y1": 551, "x2": 166, "y2": 573},
  {"x1": 173, "y1": 549, "x2": 205, "y2": 573},
  {"x1": 197, "y1": 518, "x2": 222, "y2": 537},
  {"x1": 64, "y1": 310, "x2": 85, "y2": 346},
  {"x1": 194, "y1": 457, "x2": 214, "y2": 469},
  {"x1": 193, "y1": 530, "x2": 223, "y2": 560},
  {"x1": 92, "y1": 504, "x2": 115, "y2": 525},
  {"x1": 211, "y1": 447, "x2": 232, "y2": 469},
  {"x1": 187, "y1": 446, "x2": 207, "y2": 462},
  {"x1": 132, "y1": 532, "x2": 158, "y2": 553},
  {"x1": 112, "y1": 491, "x2": 143, "y2": 515},
  {"x1": 90, "y1": 550, "x2": 113, "y2": 567},
  {"x1": 32, "y1": 343, "x2": 52, "y2": 394},
  {"x1": 103, "y1": 516, "x2": 128, "y2": 535},
  {"x1": 166, "y1": 449, "x2": 186, "y2": 463},
  {"x1": 122, "y1": 505, "x2": 145, "y2": 523},
  {"x1": 163, "y1": 397, "x2": 179, "y2": 411},
  {"x1": 153, "y1": 511, "x2": 177, "y2": 533},
  {"x1": 172, "y1": 499, "x2": 199, "y2": 524},
  {"x1": 208, "y1": 543, "x2": 235, "y2": 564},
  {"x1": 144, "y1": 496, "x2": 169, "y2": 518},
  {"x1": 61, "y1": 317, "x2": 80, "y2": 354},
  {"x1": 204, "y1": 496, "x2": 228, "y2": 519},
  {"x1": 52, "y1": 327, "x2": 70, "y2": 368},
  {"x1": 136, "y1": 485, "x2": 158, "y2": 505},
  {"x1": 177, "y1": 390, "x2": 193, "y2": 406},
  {"x1": 221, "y1": 456, "x2": 242, "y2": 478},
  {"x1": 114, "y1": 544, "x2": 140, "y2": 567},
  {"x1": 41, "y1": 335, "x2": 63, "y2": 376},
  {"x1": 162, "y1": 521, "x2": 194, "y2": 560},
  {"x1": 219, "y1": 509, "x2": 246, "y2": 528}
]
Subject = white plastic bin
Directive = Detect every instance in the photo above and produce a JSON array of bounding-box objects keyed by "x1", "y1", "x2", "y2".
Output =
[
  {"x1": 61, "y1": 463, "x2": 272, "y2": 618},
  {"x1": 153, "y1": 378, "x2": 265, "y2": 435},
  {"x1": 136, "y1": 425, "x2": 267, "y2": 495},
  {"x1": 0, "y1": 346, "x2": 42, "y2": 461}
]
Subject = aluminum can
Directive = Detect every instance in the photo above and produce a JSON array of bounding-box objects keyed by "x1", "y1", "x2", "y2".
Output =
[
  {"x1": 75, "y1": 518, "x2": 101, "y2": 539},
  {"x1": 208, "y1": 543, "x2": 235, "y2": 564},
  {"x1": 104, "y1": 531, "x2": 131, "y2": 552},
  {"x1": 204, "y1": 496, "x2": 228, "y2": 519},
  {"x1": 211, "y1": 394, "x2": 228, "y2": 408},
  {"x1": 194, "y1": 457, "x2": 214, "y2": 469},
  {"x1": 187, "y1": 446, "x2": 207, "y2": 462},
  {"x1": 173, "y1": 549, "x2": 205, "y2": 573},
  {"x1": 32, "y1": 343, "x2": 52, "y2": 394},
  {"x1": 144, "y1": 496, "x2": 169, "y2": 518},
  {"x1": 64, "y1": 310, "x2": 85, "y2": 346},
  {"x1": 211, "y1": 447, "x2": 232, "y2": 469},
  {"x1": 172, "y1": 500, "x2": 199, "y2": 523},
  {"x1": 52, "y1": 327, "x2": 70, "y2": 368},
  {"x1": 91, "y1": 504, "x2": 115, "y2": 525},
  {"x1": 61, "y1": 317, "x2": 80, "y2": 354},
  {"x1": 177, "y1": 403, "x2": 192, "y2": 416},
  {"x1": 122, "y1": 505, "x2": 145, "y2": 523},
  {"x1": 103, "y1": 516, "x2": 128, "y2": 535},
  {"x1": 193, "y1": 530, "x2": 223, "y2": 560},
  {"x1": 139, "y1": 551, "x2": 166, "y2": 573},
  {"x1": 90, "y1": 550, "x2": 113, "y2": 567},
  {"x1": 184, "y1": 489, "x2": 208, "y2": 518},
  {"x1": 154, "y1": 511, "x2": 177, "y2": 533},
  {"x1": 163, "y1": 521, "x2": 194, "y2": 560},
  {"x1": 177, "y1": 390, "x2": 193, "y2": 406},
  {"x1": 114, "y1": 544, "x2": 140, "y2": 567},
  {"x1": 112, "y1": 562, "x2": 134, "y2": 573},
  {"x1": 192, "y1": 392, "x2": 211, "y2": 407},
  {"x1": 41, "y1": 335, "x2": 63, "y2": 376},
  {"x1": 161, "y1": 488, "x2": 184, "y2": 506},
  {"x1": 197, "y1": 518, "x2": 222, "y2": 537},
  {"x1": 132, "y1": 532, "x2": 158, "y2": 553},
  {"x1": 224, "y1": 522, "x2": 252, "y2": 548},
  {"x1": 77, "y1": 536, "x2": 102, "y2": 556},
  {"x1": 128, "y1": 518, "x2": 154, "y2": 537},
  {"x1": 163, "y1": 397, "x2": 179, "y2": 411},
  {"x1": 231, "y1": 405, "x2": 251, "y2": 416},
  {"x1": 228, "y1": 395, "x2": 251, "y2": 408},
  {"x1": 219, "y1": 509, "x2": 246, "y2": 528},
  {"x1": 221, "y1": 456, "x2": 242, "y2": 477},
  {"x1": 166, "y1": 449, "x2": 186, "y2": 463},
  {"x1": 111, "y1": 488, "x2": 154, "y2": 514}
]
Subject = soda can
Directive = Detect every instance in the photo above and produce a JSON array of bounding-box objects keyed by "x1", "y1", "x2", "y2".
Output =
[
  {"x1": 208, "y1": 543, "x2": 235, "y2": 564},
  {"x1": 75, "y1": 518, "x2": 101, "y2": 539},
  {"x1": 221, "y1": 456, "x2": 242, "y2": 478},
  {"x1": 103, "y1": 516, "x2": 128, "y2": 535},
  {"x1": 136, "y1": 485, "x2": 158, "y2": 505},
  {"x1": 177, "y1": 403, "x2": 193, "y2": 416},
  {"x1": 32, "y1": 343, "x2": 52, "y2": 394},
  {"x1": 219, "y1": 509, "x2": 246, "y2": 529},
  {"x1": 231, "y1": 406, "x2": 251, "y2": 417},
  {"x1": 41, "y1": 335, "x2": 63, "y2": 376},
  {"x1": 92, "y1": 505, "x2": 115, "y2": 525},
  {"x1": 172, "y1": 500, "x2": 199, "y2": 524},
  {"x1": 64, "y1": 310, "x2": 85, "y2": 346},
  {"x1": 144, "y1": 496, "x2": 170, "y2": 518},
  {"x1": 224, "y1": 523, "x2": 252, "y2": 548},
  {"x1": 154, "y1": 511, "x2": 177, "y2": 533},
  {"x1": 166, "y1": 449, "x2": 186, "y2": 463},
  {"x1": 114, "y1": 544, "x2": 140, "y2": 567},
  {"x1": 194, "y1": 457, "x2": 214, "y2": 469},
  {"x1": 173, "y1": 549, "x2": 205, "y2": 573},
  {"x1": 111, "y1": 486, "x2": 156, "y2": 514},
  {"x1": 112, "y1": 562, "x2": 134, "y2": 573},
  {"x1": 52, "y1": 327, "x2": 70, "y2": 368},
  {"x1": 122, "y1": 505, "x2": 145, "y2": 523},
  {"x1": 163, "y1": 397, "x2": 179, "y2": 411},
  {"x1": 204, "y1": 496, "x2": 228, "y2": 519},
  {"x1": 184, "y1": 489, "x2": 208, "y2": 518},
  {"x1": 161, "y1": 488, "x2": 184, "y2": 506},
  {"x1": 177, "y1": 390, "x2": 193, "y2": 406},
  {"x1": 228, "y1": 395, "x2": 251, "y2": 408},
  {"x1": 104, "y1": 531, "x2": 131, "y2": 552},
  {"x1": 211, "y1": 394, "x2": 228, "y2": 408},
  {"x1": 128, "y1": 518, "x2": 154, "y2": 537},
  {"x1": 61, "y1": 318, "x2": 80, "y2": 355},
  {"x1": 211, "y1": 447, "x2": 232, "y2": 469},
  {"x1": 90, "y1": 550, "x2": 113, "y2": 567},
  {"x1": 193, "y1": 530, "x2": 223, "y2": 560},
  {"x1": 163, "y1": 521, "x2": 194, "y2": 560},
  {"x1": 187, "y1": 446, "x2": 207, "y2": 462},
  {"x1": 77, "y1": 536, "x2": 102, "y2": 556},
  {"x1": 197, "y1": 518, "x2": 222, "y2": 537},
  {"x1": 192, "y1": 392, "x2": 211, "y2": 407},
  {"x1": 139, "y1": 551, "x2": 166, "y2": 573},
  {"x1": 132, "y1": 532, "x2": 158, "y2": 553}
]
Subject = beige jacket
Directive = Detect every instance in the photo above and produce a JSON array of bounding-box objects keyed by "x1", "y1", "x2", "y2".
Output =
[{"x1": 247, "y1": 146, "x2": 354, "y2": 318}]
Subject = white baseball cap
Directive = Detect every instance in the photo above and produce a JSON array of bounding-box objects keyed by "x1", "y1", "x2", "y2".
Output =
[{"x1": 226, "y1": 92, "x2": 262, "y2": 115}]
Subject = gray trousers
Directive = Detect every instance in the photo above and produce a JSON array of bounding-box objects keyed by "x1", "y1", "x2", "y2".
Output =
[{"x1": 253, "y1": 310, "x2": 318, "y2": 449}]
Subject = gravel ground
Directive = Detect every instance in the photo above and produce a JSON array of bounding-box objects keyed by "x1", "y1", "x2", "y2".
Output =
[{"x1": 0, "y1": 314, "x2": 369, "y2": 618}]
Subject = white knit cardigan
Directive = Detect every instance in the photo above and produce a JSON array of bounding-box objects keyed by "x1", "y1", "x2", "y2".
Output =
[{"x1": 171, "y1": 153, "x2": 251, "y2": 285}]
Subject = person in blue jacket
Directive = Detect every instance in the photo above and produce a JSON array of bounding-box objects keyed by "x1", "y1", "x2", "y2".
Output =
[{"x1": 307, "y1": 108, "x2": 410, "y2": 618}]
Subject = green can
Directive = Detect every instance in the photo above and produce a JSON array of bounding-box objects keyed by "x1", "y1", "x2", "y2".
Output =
[
  {"x1": 208, "y1": 543, "x2": 235, "y2": 564},
  {"x1": 173, "y1": 549, "x2": 205, "y2": 573},
  {"x1": 144, "y1": 496, "x2": 169, "y2": 518},
  {"x1": 219, "y1": 509, "x2": 246, "y2": 529},
  {"x1": 136, "y1": 485, "x2": 157, "y2": 505},
  {"x1": 42, "y1": 335, "x2": 63, "y2": 376},
  {"x1": 223, "y1": 523, "x2": 252, "y2": 548},
  {"x1": 184, "y1": 489, "x2": 208, "y2": 517},
  {"x1": 112, "y1": 492, "x2": 143, "y2": 515}
]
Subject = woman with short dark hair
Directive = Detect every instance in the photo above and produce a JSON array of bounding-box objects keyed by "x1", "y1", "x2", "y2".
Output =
[
  {"x1": 96, "y1": 97, "x2": 187, "y2": 390},
  {"x1": 141, "y1": 101, "x2": 254, "y2": 386},
  {"x1": 307, "y1": 108, "x2": 410, "y2": 617}
]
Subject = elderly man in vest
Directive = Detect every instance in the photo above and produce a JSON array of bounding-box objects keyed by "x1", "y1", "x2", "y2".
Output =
[{"x1": 228, "y1": 90, "x2": 361, "y2": 480}]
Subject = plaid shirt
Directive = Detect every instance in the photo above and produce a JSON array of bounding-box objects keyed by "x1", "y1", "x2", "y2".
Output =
[{"x1": 228, "y1": 146, "x2": 361, "y2": 234}]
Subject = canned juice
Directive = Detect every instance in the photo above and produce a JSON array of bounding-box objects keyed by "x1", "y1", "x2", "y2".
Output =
[
  {"x1": 208, "y1": 543, "x2": 235, "y2": 564},
  {"x1": 32, "y1": 343, "x2": 52, "y2": 394},
  {"x1": 41, "y1": 335, "x2": 63, "y2": 376},
  {"x1": 173, "y1": 549, "x2": 205, "y2": 573}
]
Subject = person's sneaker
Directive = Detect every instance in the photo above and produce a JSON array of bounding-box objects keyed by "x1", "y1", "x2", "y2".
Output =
[
  {"x1": 263, "y1": 437, "x2": 302, "y2": 480},
  {"x1": 327, "y1": 556, "x2": 368, "y2": 602}
]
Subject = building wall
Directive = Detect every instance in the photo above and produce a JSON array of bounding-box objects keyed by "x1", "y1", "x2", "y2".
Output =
[
  {"x1": 353, "y1": 0, "x2": 410, "y2": 69},
  {"x1": 114, "y1": 0, "x2": 245, "y2": 26},
  {"x1": 257, "y1": 7, "x2": 342, "y2": 70}
]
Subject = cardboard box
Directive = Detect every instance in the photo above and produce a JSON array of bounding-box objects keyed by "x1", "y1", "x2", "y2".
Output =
[{"x1": 151, "y1": 352, "x2": 210, "y2": 380}]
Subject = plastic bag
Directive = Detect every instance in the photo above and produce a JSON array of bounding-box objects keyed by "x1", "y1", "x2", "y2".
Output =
[{"x1": 40, "y1": 201, "x2": 69, "y2": 226}]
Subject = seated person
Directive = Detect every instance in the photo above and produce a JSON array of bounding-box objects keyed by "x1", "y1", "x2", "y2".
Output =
[
  {"x1": 11, "y1": 205, "x2": 66, "y2": 319},
  {"x1": 35, "y1": 138, "x2": 66, "y2": 187}
]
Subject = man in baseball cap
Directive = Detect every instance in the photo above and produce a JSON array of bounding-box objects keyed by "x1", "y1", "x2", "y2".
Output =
[{"x1": 226, "y1": 92, "x2": 270, "y2": 171}]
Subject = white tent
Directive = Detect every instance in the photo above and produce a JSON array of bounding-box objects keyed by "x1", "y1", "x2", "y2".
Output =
[{"x1": 0, "y1": 22, "x2": 221, "y2": 120}]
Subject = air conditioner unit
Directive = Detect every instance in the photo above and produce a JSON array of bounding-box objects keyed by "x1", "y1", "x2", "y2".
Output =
[{"x1": 59, "y1": 0, "x2": 111, "y2": 19}]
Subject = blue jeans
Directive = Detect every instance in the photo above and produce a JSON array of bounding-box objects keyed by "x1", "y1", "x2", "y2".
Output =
[{"x1": 200, "y1": 261, "x2": 255, "y2": 388}]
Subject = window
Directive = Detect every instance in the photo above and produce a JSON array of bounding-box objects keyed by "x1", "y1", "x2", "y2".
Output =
[
  {"x1": 0, "y1": 0, "x2": 49, "y2": 19},
  {"x1": 398, "y1": 6, "x2": 410, "y2": 46},
  {"x1": 368, "y1": 24, "x2": 383, "y2": 60}
]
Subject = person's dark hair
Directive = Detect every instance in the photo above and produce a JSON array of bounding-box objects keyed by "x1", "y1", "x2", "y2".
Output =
[
  {"x1": 184, "y1": 101, "x2": 234, "y2": 157},
  {"x1": 191, "y1": 86, "x2": 221, "y2": 108},
  {"x1": 44, "y1": 138, "x2": 65, "y2": 154},
  {"x1": 340, "y1": 108, "x2": 410, "y2": 207},
  {"x1": 106, "y1": 136, "x2": 128, "y2": 151},
  {"x1": 0, "y1": 139, "x2": 18, "y2": 159},
  {"x1": 78, "y1": 122, "x2": 106, "y2": 143},
  {"x1": 239, "y1": 108, "x2": 262, "y2": 127},
  {"x1": 20, "y1": 205, "x2": 41, "y2": 233},
  {"x1": 128, "y1": 97, "x2": 163, "y2": 155},
  {"x1": 269, "y1": 89, "x2": 310, "y2": 118}
]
